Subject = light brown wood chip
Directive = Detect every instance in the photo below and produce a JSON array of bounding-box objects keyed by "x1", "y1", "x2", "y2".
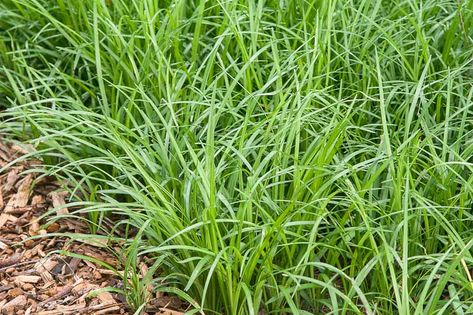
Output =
[
  {"x1": 14, "y1": 174, "x2": 34, "y2": 208},
  {"x1": 0, "y1": 240, "x2": 7, "y2": 250},
  {"x1": 14, "y1": 275, "x2": 41, "y2": 284},
  {"x1": 159, "y1": 308, "x2": 185, "y2": 315},
  {"x1": 38, "y1": 279, "x2": 83, "y2": 307},
  {"x1": 35, "y1": 303, "x2": 120, "y2": 315},
  {"x1": 0, "y1": 214, "x2": 18, "y2": 229},
  {"x1": 4, "y1": 169, "x2": 19, "y2": 193},
  {"x1": 2, "y1": 295, "x2": 27, "y2": 310},
  {"x1": 50, "y1": 192, "x2": 69, "y2": 215},
  {"x1": 96, "y1": 290, "x2": 116, "y2": 305},
  {"x1": 0, "y1": 190, "x2": 3, "y2": 210}
]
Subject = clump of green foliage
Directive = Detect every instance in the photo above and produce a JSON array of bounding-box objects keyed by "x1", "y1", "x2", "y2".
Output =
[{"x1": 1, "y1": 0, "x2": 473, "y2": 314}]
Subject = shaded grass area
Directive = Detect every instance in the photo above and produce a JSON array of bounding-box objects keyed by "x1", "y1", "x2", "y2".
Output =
[{"x1": 1, "y1": 0, "x2": 473, "y2": 313}]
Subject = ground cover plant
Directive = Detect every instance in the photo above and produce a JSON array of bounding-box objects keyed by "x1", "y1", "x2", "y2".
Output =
[{"x1": 1, "y1": 0, "x2": 473, "y2": 314}]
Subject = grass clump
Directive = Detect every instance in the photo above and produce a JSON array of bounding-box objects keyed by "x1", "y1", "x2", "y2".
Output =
[{"x1": 1, "y1": 0, "x2": 473, "y2": 313}]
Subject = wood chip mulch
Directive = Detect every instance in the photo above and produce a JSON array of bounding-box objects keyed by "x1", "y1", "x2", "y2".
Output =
[
  {"x1": 0, "y1": 139, "x2": 189, "y2": 315},
  {"x1": 0, "y1": 139, "x2": 132, "y2": 314}
]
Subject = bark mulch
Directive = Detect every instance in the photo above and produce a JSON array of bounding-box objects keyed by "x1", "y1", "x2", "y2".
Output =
[{"x1": 0, "y1": 139, "x2": 186, "y2": 315}]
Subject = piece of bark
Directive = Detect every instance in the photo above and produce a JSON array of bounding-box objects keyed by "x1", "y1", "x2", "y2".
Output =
[
  {"x1": 2, "y1": 198, "x2": 16, "y2": 217},
  {"x1": 38, "y1": 279, "x2": 82, "y2": 307},
  {"x1": 0, "y1": 285, "x2": 13, "y2": 293},
  {"x1": 10, "y1": 144, "x2": 33, "y2": 155},
  {"x1": 45, "y1": 222, "x2": 61, "y2": 233},
  {"x1": 65, "y1": 257, "x2": 81, "y2": 275},
  {"x1": 0, "y1": 142, "x2": 11, "y2": 161},
  {"x1": 37, "y1": 268, "x2": 54, "y2": 286},
  {"x1": 158, "y1": 308, "x2": 185, "y2": 315},
  {"x1": 0, "y1": 253, "x2": 21, "y2": 269},
  {"x1": 4, "y1": 170, "x2": 19, "y2": 193},
  {"x1": 63, "y1": 219, "x2": 88, "y2": 232},
  {"x1": 2, "y1": 295, "x2": 27, "y2": 311},
  {"x1": 0, "y1": 240, "x2": 8, "y2": 250},
  {"x1": 22, "y1": 283, "x2": 34, "y2": 291},
  {"x1": 72, "y1": 282, "x2": 98, "y2": 296},
  {"x1": 29, "y1": 217, "x2": 40, "y2": 236},
  {"x1": 5, "y1": 206, "x2": 33, "y2": 215},
  {"x1": 96, "y1": 290, "x2": 116, "y2": 305},
  {"x1": 35, "y1": 303, "x2": 121, "y2": 315},
  {"x1": 25, "y1": 306, "x2": 34, "y2": 315},
  {"x1": 50, "y1": 192, "x2": 69, "y2": 215},
  {"x1": 94, "y1": 305, "x2": 121, "y2": 314},
  {"x1": 31, "y1": 195, "x2": 45, "y2": 206},
  {"x1": 140, "y1": 262, "x2": 153, "y2": 301},
  {"x1": 0, "y1": 190, "x2": 3, "y2": 211},
  {"x1": 14, "y1": 174, "x2": 34, "y2": 208},
  {"x1": 14, "y1": 275, "x2": 41, "y2": 284},
  {"x1": 35, "y1": 257, "x2": 58, "y2": 273},
  {"x1": 0, "y1": 213, "x2": 18, "y2": 228},
  {"x1": 7, "y1": 288, "x2": 24, "y2": 298}
]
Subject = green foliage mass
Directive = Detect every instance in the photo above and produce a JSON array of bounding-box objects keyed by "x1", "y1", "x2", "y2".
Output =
[{"x1": 1, "y1": 0, "x2": 472, "y2": 314}]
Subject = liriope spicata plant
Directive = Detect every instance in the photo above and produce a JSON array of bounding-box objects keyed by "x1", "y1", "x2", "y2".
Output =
[{"x1": 1, "y1": 0, "x2": 472, "y2": 313}]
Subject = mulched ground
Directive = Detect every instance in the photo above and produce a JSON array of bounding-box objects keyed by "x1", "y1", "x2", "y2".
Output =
[{"x1": 0, "y1": 139, "x2": 186, "y2": 315}]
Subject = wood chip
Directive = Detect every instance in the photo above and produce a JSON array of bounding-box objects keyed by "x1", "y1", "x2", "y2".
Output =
[
  {"x1": 15, "y1": 174, "x2": 34, "y2": 208},
  {"x1": 25, "y1": 306, "x2": 34, "y2": 315},
  {"x1": 14, "y1": 275, "x2": 41, "y2": 284},
  {"x1": 96, "y1": 290, "x2": 116, "y2": 305},
  {"x1": 66, "y1": 257, "x2": 81, "y2": 274},
  {"x1": 5, "y1": 205, "x2": 33, "y2": 215},
  {"x1": 4, "y1": 169, "x2": 19, "y2": 193},
  {"x1": 38, "y1": 279, "x2": 82, "y2": 307},
  {"x1": 0, "y1": 142, "x2": 11, "y2": 161},
  {"x1": 45, "y1": 222, "x2": 60, "y2": 233},
  {"x1": 72, "y1": 282, "x2": 98, "y2": 296},
  {"x1": 0, "y1": 214, "x2": 18, "y2": 229},
  {"x1": 141, "y1": 262, "x2": 153, "y2": 300},
  {"x1": 7, "y1": 287, "x2": 23, "y2": 297},
  {"x1": 35, "y1": 258, "x2": 56, "y2": 285},
  {"x1": 0, "y1": 253, "x2": 21, "y2": 269},
  {"x1": 159, "y1": 308, "x2": 185, "y2": 315},
  {"x1": 50, "y1": 192, "x2": 69, "y2": 215},
  {"x1": 29, "y1": 217, "x2": 40, "y2": 236},
  {"x1": 94, "y1": 304, "x2": 121, "y2": 314},
  {"x1": 0, "y1": 191, "x2": 3, "y2": 211},
  {"x1": 0, "y1": 240, "x2": 8, "y2": 250},
  {"x1": 35, "y1": 302, "x2": 120, "y2": 315},
  {"x1": 2, "y1": 295, "x2": 27, "y2": 310},
  {"x1": 2, "y1": 197, "x2": 15, "y2": 216},
  {"x1": 35, "y1": 257, "x2": 58, "y2": 273},
  {"x1": 0, "y1": 285, "x2": 13, "y2": 293},
  {"x1": 10, "y1": 144, "x2": 33, "y2": 155},
  {"x1": 31, "y1": 194, "x2": 45, "y2": 206}
]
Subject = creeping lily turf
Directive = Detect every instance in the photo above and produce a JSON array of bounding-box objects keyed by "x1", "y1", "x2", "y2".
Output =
[{"x1": 1, "y1": 0, "x2": 473, "y2": 314}]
